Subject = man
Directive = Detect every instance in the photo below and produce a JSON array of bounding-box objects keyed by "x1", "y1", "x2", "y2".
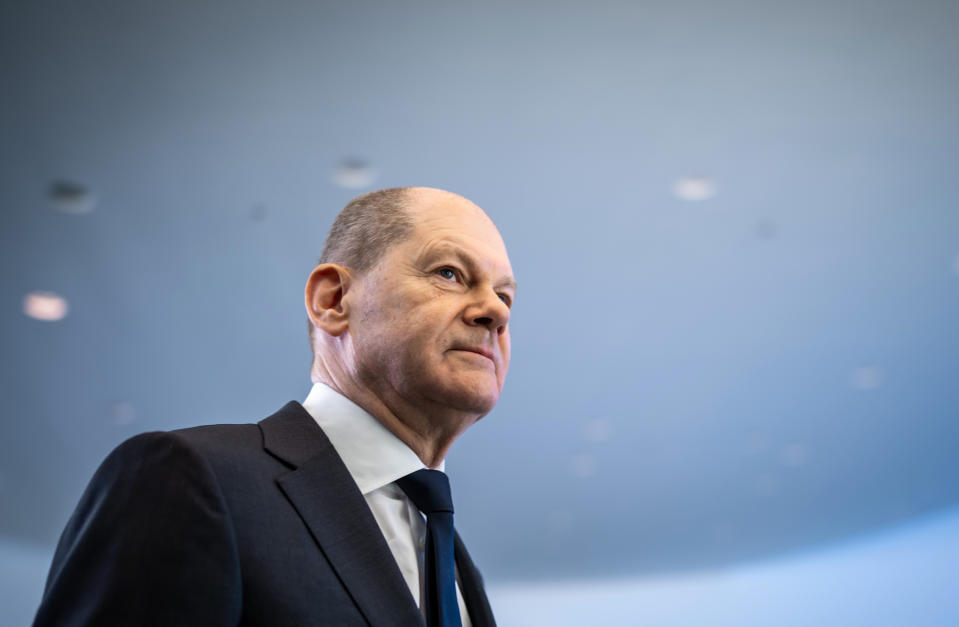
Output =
[{"x1": 34, "y1": 187, "x2": 515, "y2": 626}]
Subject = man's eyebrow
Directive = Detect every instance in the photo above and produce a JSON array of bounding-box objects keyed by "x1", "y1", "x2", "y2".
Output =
[{"x1": 423, "y1": 244, "x2": 518, "y2": 291}]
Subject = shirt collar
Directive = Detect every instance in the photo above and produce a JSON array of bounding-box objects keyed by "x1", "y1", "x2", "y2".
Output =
[{"x1": 301, "y1": 382, "x2": 443, "y2": 495}]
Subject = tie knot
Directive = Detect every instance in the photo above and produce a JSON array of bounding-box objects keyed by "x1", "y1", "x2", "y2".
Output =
[{"x1": 395, "y1": 469, "x2": 454, "y2": 515}]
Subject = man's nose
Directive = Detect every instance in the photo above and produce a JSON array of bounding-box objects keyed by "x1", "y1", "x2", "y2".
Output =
[{"x1": 466, "y1": 288, "x2": 510, "y2": 331}]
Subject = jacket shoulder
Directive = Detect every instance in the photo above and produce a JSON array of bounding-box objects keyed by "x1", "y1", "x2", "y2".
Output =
[
  {"x1": 36, "y1": 425, "x2": 245, "y2": 626},
  {"x1": 168, "y1": 421, "x2": 263, "y2": 458}
]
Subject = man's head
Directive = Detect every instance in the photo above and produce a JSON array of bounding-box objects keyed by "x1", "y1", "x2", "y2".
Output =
[{"x1": 305, "y1": 187, "x2": 515, "y2": 450}]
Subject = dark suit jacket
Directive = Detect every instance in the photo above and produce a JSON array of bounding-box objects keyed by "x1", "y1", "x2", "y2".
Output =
[{"x1": 34, "y1": 401, "x2": 496, "y2": 626}]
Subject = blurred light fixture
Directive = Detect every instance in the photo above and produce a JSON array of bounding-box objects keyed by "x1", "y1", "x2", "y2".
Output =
[
  {"x1": 23, "y1": 291, "x2": 69, "y2": 321},
  {"x1": 569, "y1": 453, "x2": 596, "y2": 478},
  {"x1": 850, "y1": 366, "x2": 882, "y2": 391},
  {"x1": 112, "y1": 402, "x2": 137, "y2": 425},
  {"x1": 756, "y1": 219, "x2": 777, "y2": 239},
  {"x1": 332, "y1": 159, "x2": 376, "y2": 189},
  {"x1": 49, "y1": 180, "x2": 96, "y2": 214},
  {"x1": 672, "y1": 176, "x2": 716, "y2": 202},
  {"x1": 781, "y1": 443, "x2": 808, "y2": 467},
  {"x1": 249, "y1": 203, "x2": 268, "y2": 222},
  {"x1": 582, "y1": 418, "x2": 612, "y2": 443}
]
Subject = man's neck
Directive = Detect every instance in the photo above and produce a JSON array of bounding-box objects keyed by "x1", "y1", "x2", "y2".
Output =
[{"x1": 311, "y1": 369, "x2": 477, "y2": 468}]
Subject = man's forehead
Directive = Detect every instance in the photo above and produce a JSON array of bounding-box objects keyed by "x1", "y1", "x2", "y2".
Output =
[
  {"x1": 406, "y1": 190, "x2": 504, "y2": 245},
  {"x1": 407, "y1": 188, "x2": 489, "y2": 224},
  {"x1": 402, "y1": 190, "x2": 515, "y2": 283}
]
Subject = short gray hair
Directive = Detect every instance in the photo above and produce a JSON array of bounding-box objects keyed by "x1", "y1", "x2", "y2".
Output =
[
  {"x1": 318, "y1": 187, "x2": 415, "y2": 271},
  {"x1": 309, "y1": 187, "x2": 416, "y2": 351}
]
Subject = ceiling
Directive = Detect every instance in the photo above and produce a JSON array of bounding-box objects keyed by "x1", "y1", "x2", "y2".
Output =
[{"x1": 2, "y1": 0, "x2": 958, "y2": 582}]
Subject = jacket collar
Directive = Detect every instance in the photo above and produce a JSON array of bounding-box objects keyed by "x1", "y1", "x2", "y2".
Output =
[{"x1": 259, "y1": 401, "x2": 425, "y2": 627}]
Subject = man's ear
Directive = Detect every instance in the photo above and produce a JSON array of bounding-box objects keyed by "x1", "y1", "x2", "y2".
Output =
[{"x1": 305, "y1": 263, "x2": 352, "y2": 337}]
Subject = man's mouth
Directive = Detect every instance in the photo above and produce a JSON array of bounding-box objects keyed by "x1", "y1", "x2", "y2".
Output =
[{"x1": 453, "y1": 346, "x2": 495, "y2": 362}]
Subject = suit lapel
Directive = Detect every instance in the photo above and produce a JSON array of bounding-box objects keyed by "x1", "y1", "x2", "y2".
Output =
[
  {"x1": 260, "y1": 402, "x2": 424, "y2": 627},
  {"x1": 455, "y1": 531, "x2": 497, "y2": 627}
]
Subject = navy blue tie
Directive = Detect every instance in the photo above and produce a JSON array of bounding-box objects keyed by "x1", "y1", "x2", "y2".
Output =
[{"x1": 395, "y1": 469, "x2": 463, "y2": 627}]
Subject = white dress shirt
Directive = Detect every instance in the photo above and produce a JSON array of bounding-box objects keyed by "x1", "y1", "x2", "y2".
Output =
[{"x1": 302, "y1": 382, "x2": 473, "y2": 626}]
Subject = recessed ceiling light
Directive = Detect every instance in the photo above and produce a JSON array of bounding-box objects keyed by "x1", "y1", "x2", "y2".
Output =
[
  {"x1": 672, "y1": 176, "x2": 717, "y2": 202},
  {"x1": 850, "y1": 366, "x2": 882, "y2": 391},
  {"x1": 49, "y1": 180, "x2": 96, "y2": 214},
  {"x1": 781, "y1": 443, "x2": 808, "y2": 467},
  {"x1": 582, "y1": 418, "x2": 612, "y2": 443},
  {"x1": 112, "y1": 402, "x2": 137, "y2": 425},
  {"x1": 569, "y1": 453, "x2": 596, "y2": 478},
  {"x1": 249, "y1": 203, "x2": 268, "y2": 222},
  {"x1": 756, "y1": 219, "x2": 777, "y2": 239},
  {"x1": 332, "y1": 160, "x2": 376, "y2": 189},
  {"x1": 23, "y1": 291, "x2": 69, "y2": 321}
]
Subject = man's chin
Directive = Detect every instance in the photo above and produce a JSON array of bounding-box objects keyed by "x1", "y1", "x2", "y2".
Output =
[
  {"x1": 453, "y1": 394, "x2": 499, "y2": 416},
  {"x1": 431, "y1": 383, "x2": 500, "y2": 416}
]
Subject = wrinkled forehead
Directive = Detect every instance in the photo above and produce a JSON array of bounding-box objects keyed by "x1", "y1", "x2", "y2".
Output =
[{"x1": 406, "y1": 189, "x2": 512, "y2": 266}]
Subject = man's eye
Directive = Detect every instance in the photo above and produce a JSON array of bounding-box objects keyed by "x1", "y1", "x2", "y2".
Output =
[
  {"x1": 498, "y1": 293, "x2": 512, "y2": 307},
  {"x1": 436, "y1": 267, "x2": 457, "y2": 281}
]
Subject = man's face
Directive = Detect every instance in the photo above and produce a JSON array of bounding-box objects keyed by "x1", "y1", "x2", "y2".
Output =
[{"x1": 347, "y1": 190, "x2": 515, "y2": 419}]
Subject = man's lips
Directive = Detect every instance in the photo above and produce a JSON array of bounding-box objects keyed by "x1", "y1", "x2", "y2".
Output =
[{"x1": 452, "y1": 346, "x2": 495, "y2": 362}]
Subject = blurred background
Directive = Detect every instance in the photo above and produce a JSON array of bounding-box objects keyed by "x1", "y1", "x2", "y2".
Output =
[{"x1": 2, "y1": 0, "x2": 958, "y2": 624}]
